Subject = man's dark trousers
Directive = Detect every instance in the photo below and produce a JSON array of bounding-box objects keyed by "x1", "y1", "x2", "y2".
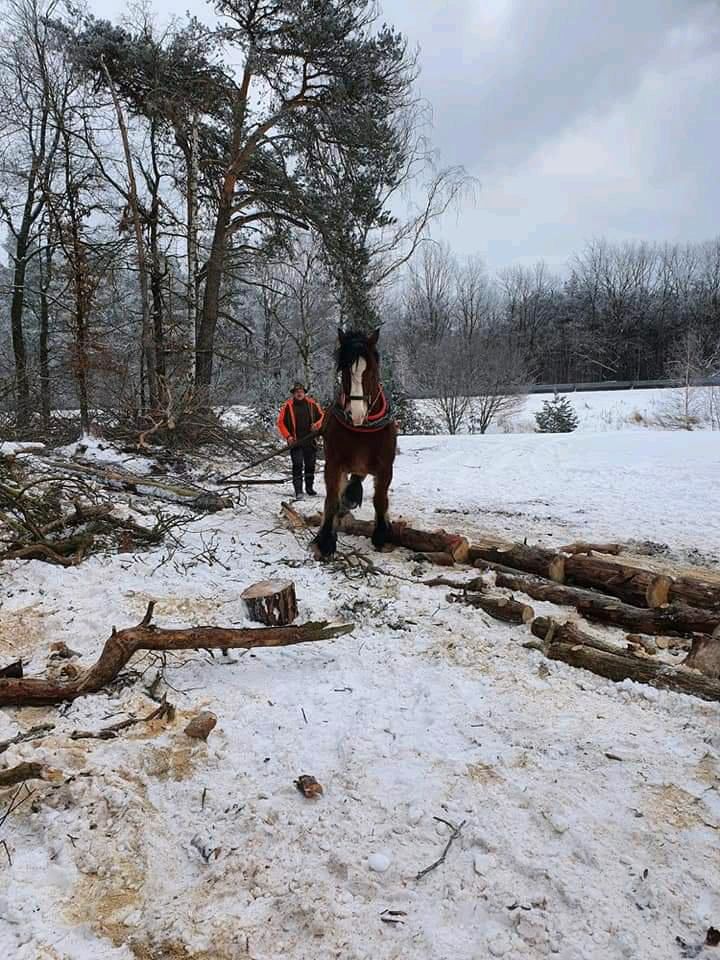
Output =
[{"x1": 290, "y1": 443, "x2": 317, "y2": 495}]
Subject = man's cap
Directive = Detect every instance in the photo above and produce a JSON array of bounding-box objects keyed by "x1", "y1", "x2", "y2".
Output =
[{"x1": 290, "y1": 382, "x2": 306, "y2": 392}]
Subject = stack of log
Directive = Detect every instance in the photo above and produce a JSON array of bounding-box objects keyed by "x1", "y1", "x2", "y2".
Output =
[
  {"x1": 439, "y1": 542, "x2": 720, "y2": 701},
  {"x1": 281, "y1": 504, "x2": 720, "y2": 702}
]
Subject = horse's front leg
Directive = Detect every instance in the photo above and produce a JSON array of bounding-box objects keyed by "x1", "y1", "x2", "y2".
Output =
[
  {"x1": 312, "y1": 464, "x2": 346, "y2": 559},
  {"x1": 371, "y1": 469, "x2": 393, "y2": 550}
]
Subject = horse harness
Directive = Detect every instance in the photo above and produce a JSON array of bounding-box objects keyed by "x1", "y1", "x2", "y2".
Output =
[{"x1": 329, "y1": 383, "x2": 394, "y2": 433}]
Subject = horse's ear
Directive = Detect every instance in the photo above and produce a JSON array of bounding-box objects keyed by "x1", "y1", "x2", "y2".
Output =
[
  {"x1": 368, "y1": 327, "x2": 380, "y2": 347},
  {"x1": 337, "y1": 327, "x2": 346, "y2": 344}
]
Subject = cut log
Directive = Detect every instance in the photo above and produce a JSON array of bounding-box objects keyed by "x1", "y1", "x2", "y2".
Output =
[
  {"x1": 530, "y1": 617, "x2": 720, "y2": 702},
  {"x1": 241, "y1": 580, "x2": 298, "y2": 626},
  {"x1": 683, "y1": 629, "x2": 720, "y2": 679},
  {"x1": 413, "y1": 552, "x2": 455, "y2": 567},
  {"x1": 564, "y1": 553, "x2": 672, "y2": 608},
  {"x1": 558, "y1": 541, "x2": 622, "y2": 556},
  {"x1": 668, "y1": 576, "x2": 720, "y2": 612},
  {"x1": 470, "y1": 565, "x2": 720, "y2": 638},
  {"x1": 281, "y1": 503, "x2": 470, "y2": 562},
  {"x1": 470, "y1": 543, "x2": 566, "y2": 581},
  {"x1": 448, "y1": 592, "x2": 534, "y2": 625},
  {"x1": 0, "y1": 603, "x2": 354, "y2": 706},
  {"x1": 471, "y1": 544, "x2": 670, "y2": 608}
]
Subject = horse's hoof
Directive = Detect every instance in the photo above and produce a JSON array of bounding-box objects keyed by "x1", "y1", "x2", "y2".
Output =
[
  {"x1": 371, "y1": 522, "x2": 393, "y2": 551},
  {"x1": 311, "y1": 532, "x2": 337, "y2": 559}
]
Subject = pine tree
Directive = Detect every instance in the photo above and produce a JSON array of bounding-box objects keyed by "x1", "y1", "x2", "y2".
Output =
[{"x1": 535, "y1": 393, "x2": 579, "y2": 433}]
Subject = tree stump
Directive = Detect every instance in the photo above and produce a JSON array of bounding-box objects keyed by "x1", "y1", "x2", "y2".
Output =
[{"x1": 241, "y1": 580, "x2": 298, "y2": 626}]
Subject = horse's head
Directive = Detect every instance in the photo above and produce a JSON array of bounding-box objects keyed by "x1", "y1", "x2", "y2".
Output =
[{"x1": 336, "y1": 327, "x2": 380, "y2": 426}]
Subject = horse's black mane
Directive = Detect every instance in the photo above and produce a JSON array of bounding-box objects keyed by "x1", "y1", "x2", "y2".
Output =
[{"x1": 336, "y1": 329, "x2": 379, "y2": 371}]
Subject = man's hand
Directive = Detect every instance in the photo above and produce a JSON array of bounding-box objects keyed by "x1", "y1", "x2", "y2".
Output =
[
  {"x1": 286, "y1": 437, "x2": 294, "y2": 446},
  {"x1": 311, "y1": 421, "x2": 321, "y2": 432}
]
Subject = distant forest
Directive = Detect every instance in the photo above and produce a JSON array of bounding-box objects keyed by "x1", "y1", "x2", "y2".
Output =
[{"x1": 1, "y1": 0, "x2": 717, "y2": 437}]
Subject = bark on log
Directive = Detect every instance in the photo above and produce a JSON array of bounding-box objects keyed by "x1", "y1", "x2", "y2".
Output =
[
  {"x1": 282, "y1": 503, "x2": 470, "y2": 562},
  {"x1": 470, "y1": 543, "x2": 566, "y2": 581},
  {"x1": 472, "y1": 565, "x2": 720, "y2": 638},
  {"x1": 414, "y1": 552, "x2": 455, "y2": 567},
  {"x1": 241, "y1": 580, "x2": 298, "y2": 626},
  {"x1": 558, "y1": 541, "x2": 622, "y2": 556},
  {"x1": 668, "y1": 576, "x2": 720, "y2": 612},
  {"x1": 448, "y1": 592, "x2": 534, "y2": 624},
  {"x1": 471, "y1": 544, "x2": 671, "y2": 608},
  {"x1": 530, "y1": 617, "x2": 720, "y2": 702},
  {"x1": 683, "y1": 630, "x2": 720, "y2": 679},
  {"x1": 564, "y1": 553, "x2": 672, "y2": 608},
  {"x1": 0, "y1": 603, "x2": 354, "y2": 706}
]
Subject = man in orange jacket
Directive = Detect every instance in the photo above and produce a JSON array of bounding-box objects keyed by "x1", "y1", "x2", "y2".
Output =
[{"x1": 277, "y1": 382, "x2": 324, "y2": 499}]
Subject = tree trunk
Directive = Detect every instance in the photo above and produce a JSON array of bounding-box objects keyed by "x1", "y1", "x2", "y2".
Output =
[
  {"x1": 530, "y1": 617, "x2": 720, "y2": 702},
  {"x1": 148, "y1": 128, "x2": 165, "y2": 385},
  {"x1": 38, "y1": 239, "x2": 52, "y2": 429},
  {"x1": 100, "y1": 57, "x2": 157, "y2": 411},
  {"x1": 73, "y1": 245, "x2": 90, "y2": 435},
  {"x1": 195, "y1": 196, "x2": 231, "y2": 403},
  {"x1": 10, "y1": 227, "x2": 32, "y2": 432},
  {"x1": 185, "y1": 120, "x2": 199, "y2": 349},
  {"x1": 241, "y1": 580, "x2": 298, "y2": 626}
]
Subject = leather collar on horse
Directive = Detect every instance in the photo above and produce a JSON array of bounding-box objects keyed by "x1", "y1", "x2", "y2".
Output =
[{"x1": 329, "y1": 384, "x2": 394, "y2": 432}]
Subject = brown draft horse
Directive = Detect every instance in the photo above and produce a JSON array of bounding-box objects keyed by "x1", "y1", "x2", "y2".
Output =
[{"x1": 311, "y1": 328, "x2": 397, "y2": 559}]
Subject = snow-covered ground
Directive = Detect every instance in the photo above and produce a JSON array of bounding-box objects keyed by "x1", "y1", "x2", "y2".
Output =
[{"x1": 1, "y1": 428, "x2": 719, "y2": 960}]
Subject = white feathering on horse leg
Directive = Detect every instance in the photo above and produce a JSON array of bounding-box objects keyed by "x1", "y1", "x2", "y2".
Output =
[{"x1": 349, "y1": 357, "x2": 368, "y2": 426}]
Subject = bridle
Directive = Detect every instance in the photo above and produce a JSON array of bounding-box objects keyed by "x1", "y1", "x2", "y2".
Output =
[{"x1": 332, "y1": 366, "x2": 393, "y2": 432}]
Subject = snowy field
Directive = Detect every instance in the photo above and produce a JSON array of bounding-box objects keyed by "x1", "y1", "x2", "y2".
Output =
[
  {"x1": 225, "y1": 384, "x2": 718, "y2": 435},
  {"x1": 416, "y1": 385, "x2": 719, "y2": 434},
  {"x1": 1, "y1": 425, "x2": 720, "y2": 960}
]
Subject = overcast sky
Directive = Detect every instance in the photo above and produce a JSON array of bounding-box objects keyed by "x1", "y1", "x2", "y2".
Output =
[{"x1": 101, "y1": 0, "x2": 720, "y2": 273}]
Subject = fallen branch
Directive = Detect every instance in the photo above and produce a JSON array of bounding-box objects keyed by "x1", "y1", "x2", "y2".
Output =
[
  {"x1": 69, "y1": 698, "x2": 174, "y2": 740},
  {"x1": 416, "y1": 817, "x2": 466, "y2": 881},
  {"x1": 0, "y1": 603, "x2": 355, "y2": 706},
  {"x1": 0, "y1": 723, "x2": 55, "y2": 755},
  {"x1": 220, "y1": 477, "x2": 288, "y2": 487},
  {"x1": 530, "y1": 617, "x2": 720, "y2": 702},
  {"x1": 41, "y1": 458, "x2": 231, "y2": 511}
]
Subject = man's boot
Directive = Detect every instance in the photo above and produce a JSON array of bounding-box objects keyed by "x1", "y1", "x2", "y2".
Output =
[{"x1": 305, "y1": 474, "x2": 317, "y2": 496}]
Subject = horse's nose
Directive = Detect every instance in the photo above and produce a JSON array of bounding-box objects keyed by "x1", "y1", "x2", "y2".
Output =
[{"x1": 349, "y1": 401, "x2": 367, "y2": 426}]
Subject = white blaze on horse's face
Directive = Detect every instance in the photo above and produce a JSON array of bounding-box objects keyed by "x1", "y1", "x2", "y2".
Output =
[{"x1": 349, "y1": 357, "x2": 368, "y2": 426}]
